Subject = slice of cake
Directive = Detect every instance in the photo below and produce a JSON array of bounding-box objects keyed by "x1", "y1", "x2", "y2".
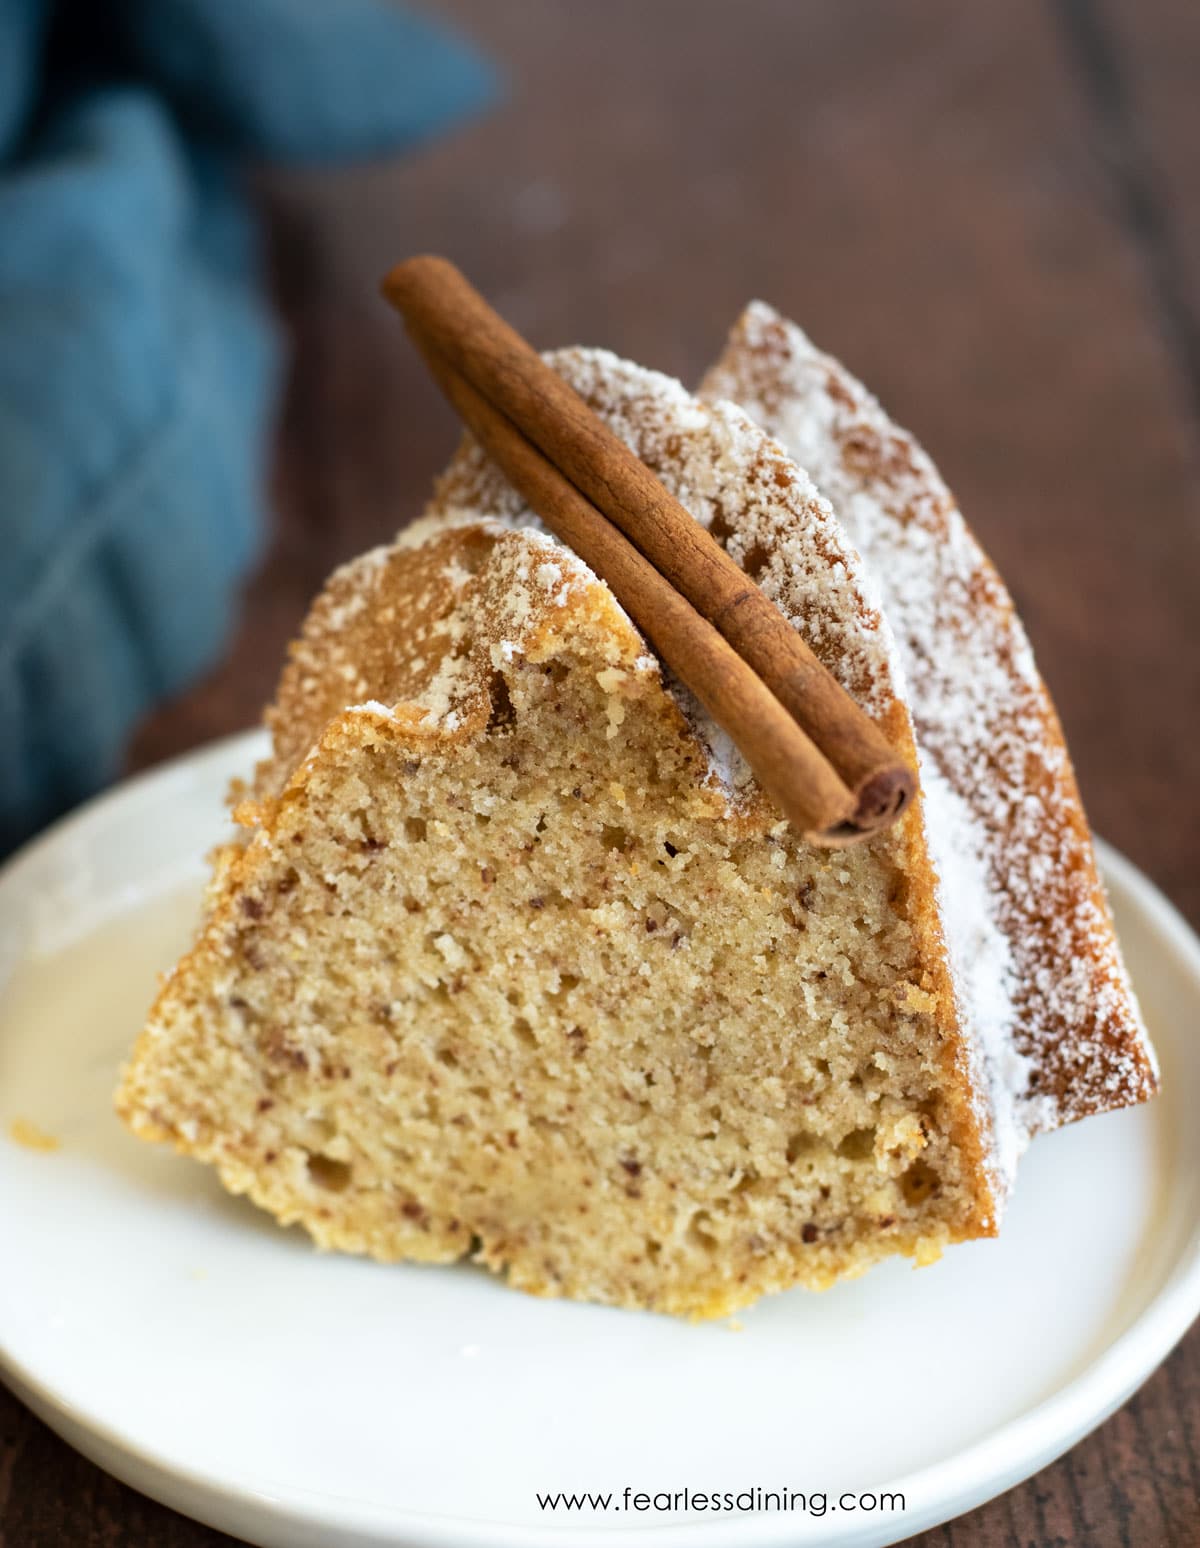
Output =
[
  {"x1": 700, "y1": 303, "x2": 1158, "y2": 1134},
  {"x1": 116, "y1": 330, "x2": 1156, "y2": 1319}
]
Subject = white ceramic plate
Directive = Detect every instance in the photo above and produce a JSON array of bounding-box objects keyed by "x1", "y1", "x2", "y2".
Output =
[{"x1": 2, "y1": 731, "x2": 1198, "y2": 1548}]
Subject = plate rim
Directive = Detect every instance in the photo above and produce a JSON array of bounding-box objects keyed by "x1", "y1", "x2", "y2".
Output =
[{"x1": 2, "y1": 731, "x2": 1198, "y2": 1548}]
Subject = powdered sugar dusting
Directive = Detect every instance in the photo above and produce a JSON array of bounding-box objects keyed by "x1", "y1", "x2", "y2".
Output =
[
  {"x1": 702, "y1": 303, "x2": 1156, "y2": 1181},
  {"x1": 415, "y1": 650, "x2": 475, "y2": 731},
  {"x1": 918, "y1": 758, "x2": 1034, "y2": 1184},
  {"x1": 320, "y1": 546, "x2": 391, "y2": 632}
]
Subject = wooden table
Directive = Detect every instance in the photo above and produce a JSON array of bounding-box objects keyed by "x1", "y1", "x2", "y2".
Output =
[{"x1": 3, "y1": 2, "x2": 1197, "y2": 1542}]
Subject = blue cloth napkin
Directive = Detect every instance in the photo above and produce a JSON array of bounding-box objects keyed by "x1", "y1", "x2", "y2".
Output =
[{"x1": 0, "y1": 0, "x2": 496, "y2": 855}]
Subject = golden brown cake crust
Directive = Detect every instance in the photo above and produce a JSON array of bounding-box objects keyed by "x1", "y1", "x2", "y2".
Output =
[{"x1": 701, "y1": 304, "x2": 1157, "y2": 1130}]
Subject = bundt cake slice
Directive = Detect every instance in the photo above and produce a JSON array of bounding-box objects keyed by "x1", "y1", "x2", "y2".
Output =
[
  {"x1": 115, "y1": 345, "x2": 1140, "y2": 1318},
  {"x1": 701, "y1": 304, "x2": 1158, "y2": 1135}
]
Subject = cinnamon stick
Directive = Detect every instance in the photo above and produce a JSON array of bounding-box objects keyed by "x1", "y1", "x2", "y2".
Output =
[
  {"x1": 382, "y1": 255, "x2": 916, "y2": 842},
  {"x1": 417, "y1": 341, "x2": 856, "y2": 842}
]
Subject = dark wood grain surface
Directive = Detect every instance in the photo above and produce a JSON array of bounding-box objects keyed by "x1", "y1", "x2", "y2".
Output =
[{"x1": 3, "y1": 2, "x2": 1198, "y2": 1543}]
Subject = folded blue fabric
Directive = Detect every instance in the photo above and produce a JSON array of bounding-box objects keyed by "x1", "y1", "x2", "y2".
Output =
[{"x1": 0, "y1": 0, "x2": 496, "y2": 855}]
